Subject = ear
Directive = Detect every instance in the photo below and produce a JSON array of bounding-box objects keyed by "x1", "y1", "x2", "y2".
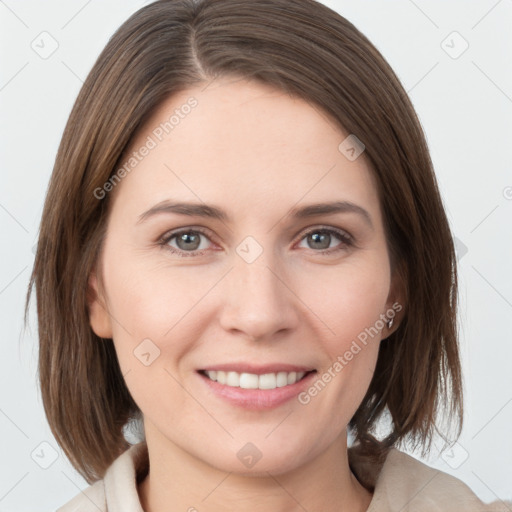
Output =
[
  {"x1": 87, "y1": 269, "x2": 113, "y2": 339},
  {"x1": 384, "y1": 263, "x2": 406, "y2": 336}
]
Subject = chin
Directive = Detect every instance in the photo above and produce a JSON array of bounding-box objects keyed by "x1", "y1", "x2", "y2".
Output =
[{"x1": 196, "y1": 439, "x2": 311, "y2": 477}]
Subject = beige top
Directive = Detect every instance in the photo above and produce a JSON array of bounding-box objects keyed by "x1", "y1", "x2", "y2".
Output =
[{"x1": 57, "y1": 441, "x2": 511, "y2": 511}]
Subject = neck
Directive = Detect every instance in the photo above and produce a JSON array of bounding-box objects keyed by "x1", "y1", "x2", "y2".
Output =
[{"x1": 137, "y1": 426, "x2": 373, "y2": 512}]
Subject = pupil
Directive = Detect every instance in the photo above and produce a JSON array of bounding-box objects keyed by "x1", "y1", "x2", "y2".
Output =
[
  {"x1": 310, "y1": 232, "x2": 329, "y2": 249},
  {"x1": 179, "y1": 233, "x2": 199, "y2": 250}
]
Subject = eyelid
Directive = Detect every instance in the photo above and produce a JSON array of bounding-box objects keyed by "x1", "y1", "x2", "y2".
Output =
[
  {"x1": 158, "y1": 226, "x2": 217, "y2": 252},
  {"x1": 294, "y1": 224, "x2": 354, "y2": 244},
  {"x1": 158, "y1": 224, "x2": 355, "y2": 256}
]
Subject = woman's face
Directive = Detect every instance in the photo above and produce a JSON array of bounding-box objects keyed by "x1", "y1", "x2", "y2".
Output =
[{"x1": 89, "y1": 77, "x2": 401, "y2": 475}]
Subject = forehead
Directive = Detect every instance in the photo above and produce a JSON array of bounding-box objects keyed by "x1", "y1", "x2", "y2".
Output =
[{"x1": 111, "y1": 77, "x2": 380, "y2": 221}]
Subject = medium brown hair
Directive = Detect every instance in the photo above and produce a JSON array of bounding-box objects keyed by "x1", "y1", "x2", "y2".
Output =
[{"x1": 25, "y1": 0, "x2": 463, "y2": 485}]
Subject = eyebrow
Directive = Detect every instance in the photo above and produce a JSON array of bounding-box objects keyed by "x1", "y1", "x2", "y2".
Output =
[{"x1": 137, "y1": 200, "x2": 373, "y2": 228}]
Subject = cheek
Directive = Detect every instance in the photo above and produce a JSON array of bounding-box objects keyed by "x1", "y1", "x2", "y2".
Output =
[
  {"x1": 104, "y1": 249, "x2": 205, "y2": 334},
  {"x1": 294, "y1": 265, "x2": 387, "y2": 430},
  {"x1": 298, "y1": 258, "x2": 390, "y2": 351},
  {"x1": 102, "y1": 250, "x2": 219, "y2": 380},
  {"x1": 102, "y1": 255, "x2": 203, "y2": 418}
]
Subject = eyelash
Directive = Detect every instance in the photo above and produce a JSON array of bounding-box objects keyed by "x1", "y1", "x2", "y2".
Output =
[{"x1": 157, "y1": 226, "x2": 354, "y2": 258}]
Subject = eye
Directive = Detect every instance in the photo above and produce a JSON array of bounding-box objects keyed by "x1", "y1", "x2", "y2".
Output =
[
  {"x1": 295, "y1": 227, "x2": 353, "y2": 255},
  {"x1": 159, "y1": 227, "x2": 214, "y2": 257},
  {"x1": 158, "y1": 226, "x2": 354, "y2": 257}
]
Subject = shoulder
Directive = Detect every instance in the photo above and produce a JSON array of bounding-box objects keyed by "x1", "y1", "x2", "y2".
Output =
[
  {"x1": 56, "y1": 442, "x2": 148, "y2": 512},
  {"x1": 349, "y1": 444, "x2": 512, "y2": 512},
  {"x1": 373, "y1": 448, "x2": 512, "y2": 511}
]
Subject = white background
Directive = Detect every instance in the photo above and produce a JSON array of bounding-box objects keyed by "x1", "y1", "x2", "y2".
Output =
[{"x1": 1, "y1": 0, "x2": 511, "y2": 510}]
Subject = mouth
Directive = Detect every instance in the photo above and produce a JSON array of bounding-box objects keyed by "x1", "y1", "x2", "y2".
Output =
[{"x1": 197, "y1": 369, "x2": 317, "y2": 391}]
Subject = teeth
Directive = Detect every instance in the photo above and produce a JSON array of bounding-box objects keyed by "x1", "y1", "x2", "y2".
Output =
[{"x1": 204, "y1": 370, "x2": 307, "y2": 390}]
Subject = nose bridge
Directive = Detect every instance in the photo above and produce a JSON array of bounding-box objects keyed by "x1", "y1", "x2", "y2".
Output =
[{"x1": 219, "y1": 239, "x2": 298, "y2": 340}]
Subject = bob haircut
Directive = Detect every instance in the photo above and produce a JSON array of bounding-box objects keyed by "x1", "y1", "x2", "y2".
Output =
[{"x1": 25, "y1": 0, "x2": 463, "y2": 484}]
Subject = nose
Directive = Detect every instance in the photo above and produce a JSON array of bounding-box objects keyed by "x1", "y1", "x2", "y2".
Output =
[{"x1": 218, "y1": 250, "x2": 300, "y2": 342}]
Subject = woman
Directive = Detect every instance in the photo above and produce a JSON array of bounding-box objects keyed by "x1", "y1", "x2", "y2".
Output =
[{"x1": 25, "y1": 0, "x2": 511, "y2": 510}]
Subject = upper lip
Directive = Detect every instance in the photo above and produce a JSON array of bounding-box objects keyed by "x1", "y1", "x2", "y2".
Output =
[{"x1": 199, "y1": 363, "x2": 316, "y2": 375}]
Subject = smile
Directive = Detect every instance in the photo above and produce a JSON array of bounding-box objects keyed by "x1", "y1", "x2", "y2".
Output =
[
  {"x1": 200, "y1": 370, "x2": 313, "y2": 390},
  {"x1": 197, "y1": 367, "x2": 318, "y2": 410}
]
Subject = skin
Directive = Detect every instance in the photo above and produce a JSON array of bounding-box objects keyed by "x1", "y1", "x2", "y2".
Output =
[{"x1": 88, "y1": 76, "x2": 402, "y2": 512}]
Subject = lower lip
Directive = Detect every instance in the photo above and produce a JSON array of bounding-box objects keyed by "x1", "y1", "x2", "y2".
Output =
[{"x1": 197, "y1": 371, "x2": 317, "y2": 410}]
